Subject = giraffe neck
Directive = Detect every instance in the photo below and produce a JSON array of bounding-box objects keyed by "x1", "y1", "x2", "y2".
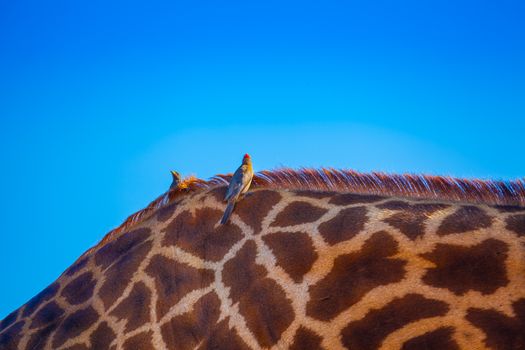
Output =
[{"x1": 1, "y1": 186, "x2": 524, "y2": 350}]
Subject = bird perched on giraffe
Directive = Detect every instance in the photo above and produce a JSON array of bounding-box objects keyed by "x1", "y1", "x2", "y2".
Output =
[
  {"x1": 169, "y1": 170, "x2": 182, "y2": 190},
  {"x1": 220, "y1": 154, "x2": 254, "y2": 224}
]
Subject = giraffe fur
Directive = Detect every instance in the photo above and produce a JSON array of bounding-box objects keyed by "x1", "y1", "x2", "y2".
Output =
[{"x1": 1, "y1": 171, "x2": 525, "y2": 350}]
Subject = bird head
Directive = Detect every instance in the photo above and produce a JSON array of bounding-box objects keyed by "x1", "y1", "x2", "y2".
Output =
[{"x1": 242, "y1": 153, "x2": 251, "y2": 164}]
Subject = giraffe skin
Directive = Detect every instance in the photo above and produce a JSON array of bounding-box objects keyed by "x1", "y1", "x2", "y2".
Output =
[{"x1": 1, "y1": 186, "x2": 524, "y2": 350}]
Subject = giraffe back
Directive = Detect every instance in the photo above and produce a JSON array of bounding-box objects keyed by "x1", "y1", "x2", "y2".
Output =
[{"x1": 1, "y1": 185, "x2": 524, "y2": 350}]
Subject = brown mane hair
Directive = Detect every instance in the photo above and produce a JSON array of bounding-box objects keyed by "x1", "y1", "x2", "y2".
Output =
[{"x1": 83, "y1": 168, "x2": 525, "y2": 257}]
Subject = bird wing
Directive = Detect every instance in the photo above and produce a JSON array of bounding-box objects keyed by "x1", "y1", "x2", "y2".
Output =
[
  {"x1": 240, "y1": 167, "x2": 253, "y2": 195},
  {"x1": 224, "y1": 166, "x2": 244, "y2": 201}
]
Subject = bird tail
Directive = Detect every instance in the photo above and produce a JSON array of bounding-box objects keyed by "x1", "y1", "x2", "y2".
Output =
[{"x1": 220, "y1": 201, "x2": 236, "y2": 225}]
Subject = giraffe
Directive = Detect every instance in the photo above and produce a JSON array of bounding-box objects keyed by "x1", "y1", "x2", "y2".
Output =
[{"x1": 1, "y1": 168, "x2": 525, "y2": 350}]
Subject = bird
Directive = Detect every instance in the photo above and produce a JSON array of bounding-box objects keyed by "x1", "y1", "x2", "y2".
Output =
[
  {"x1": 170, "y1": 171, "x2": 182, "y2": 190},
  {"x1": 220, "y1": 154, "x2": 254, "y2": 224}
]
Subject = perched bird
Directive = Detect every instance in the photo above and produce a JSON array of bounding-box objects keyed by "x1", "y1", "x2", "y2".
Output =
[
  {"x1": 220, "y1": 154, "x2": 254, "y2": 224},
  {"x1": 170, "y1": 171, "x2": 182, "y2": 190}
]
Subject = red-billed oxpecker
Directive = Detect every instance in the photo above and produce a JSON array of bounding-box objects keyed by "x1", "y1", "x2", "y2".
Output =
[
  {"x1": 169, "y1": 171, "x2": 182, "y2": 190},
  {"x1": 220, "y1": 154, "x2": 254, "y2": 224}
]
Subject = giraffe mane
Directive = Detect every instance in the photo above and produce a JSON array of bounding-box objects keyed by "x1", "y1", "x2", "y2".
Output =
[{"x1": 82, "y1": 168, "x2": 525, "y2": 258}]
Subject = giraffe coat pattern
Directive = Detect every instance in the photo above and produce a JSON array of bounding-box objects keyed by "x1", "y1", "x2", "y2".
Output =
[{"x1": 1, "y1": 182, "x2": 525, "y2": 349}]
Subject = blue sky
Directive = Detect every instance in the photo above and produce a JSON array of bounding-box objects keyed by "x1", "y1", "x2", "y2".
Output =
[{"x1": 0, "y1": 0, "x2": 523, "y2": 318}]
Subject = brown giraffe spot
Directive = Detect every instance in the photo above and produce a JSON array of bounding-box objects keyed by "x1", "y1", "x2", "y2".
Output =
[
  {"x1": 401, "y1": 327, "x2": 459, "y2": 350},
  {"x1": 493, "y1": 205, "x2": 525, "y2": 213},
  {"x1": 294, "y1": 190, "x2": 335, "y2": 199},
  {"x1": 341, "y1": 294, "x2": 449, "y2": 350},
  {"x1": 437, "y1": 206, "x2": 493, "y2": 235},
  {"x1": 271, "y1": 201, "x2": 328, "y2": 227},
  {"x1": 263, "y1": 231, "x2": 318, "y2": 282},
  {"x1": 156, "y1": 201, "x2": 179, "y2": 222},
  {"x1": 466, "y1": 298, "x2": 525, "y2": 350},
  {"x1": 123, "y1": 330, "x2": 154, "y2": 350},
  {"x1": 240, "y1": 278, "x2": 295, "y2": 347},
  {"x1": 52, "y1": 306, "x2": 99, "y2": 348},
  {"x1": 163, "y1": 208, "x2": 243, "y2": 262},
  {"x1": 64, "y1": 256, "x2": 89, "y2": 276},
  {"x1": 161, "y1": 292, "x2": 221, "y2": 350},
  {"x1": 99, "y1": 240, "x2": 152, "y2": 309},
  {"x1": 61, "y1": 271, "x2": 96, "y2": 305},
  {"x1": 21, "y1": 282, "x2": 59, "y2": 317},
  {"x1": 0, "y1": 320, "x2": 24, "y2": 350},
  {"x1": 0, "y1": 309, "x2": 18, "y2": 331},
  {"x1": 233, "y1": 190, "x2": 282, "y2": 233},
  {"x1": 109, "y1": 281, "x2": 151, "y2": 333},
  {"x1": 30, "y1": 301, "x2": 64, "y2": 329},
  {"x1": 378, "y1": 202, "x2": 450, "y2": 240},
  {"x1": 209, "y1": 185, "x2": 228, "y2": 202},
  {"x1": 223, "y1": 241, "x2": 294, "y2": 347},
  {"x1": 329, "y1": 193, "x2": 384, "y2": 205},
  {"x1": 94, "y1": 227, "x2": 151, "y2": 269},
  {"x1": 307, "y1": 231, "x2": 406, "y2": 321},
  {"x1": 223, "y1": 241, "x2": 267, "y2": 302},
  {"x1": 145, "y1": 254, "x2": 215, "y2": 319},
  {"x1": 290, "y1": 327, "x2": 324, "y2": 350},
  {"x1": 506, "y1": 214, "x2": 525, "y2": 237},
  {"x1": 421, "y1": 239, "x2": 508, "y2": 295},
  {"x1": 318, "y1": 206, "x2": 368, "y2": 245},
  {"x1": 26, "y1": 324, "x2": 56, "y2": 350},
  {"x1": 197, "y1": 319, "x2": 250, "y2": 350},
  {"x1": 90, "y1": 322, "x2": 115, "y2": 350}
]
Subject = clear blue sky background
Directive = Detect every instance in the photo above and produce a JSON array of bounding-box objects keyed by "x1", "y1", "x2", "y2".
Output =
[{"x1": 1, "y1": 0, "x2": 523, "y2": 319}]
